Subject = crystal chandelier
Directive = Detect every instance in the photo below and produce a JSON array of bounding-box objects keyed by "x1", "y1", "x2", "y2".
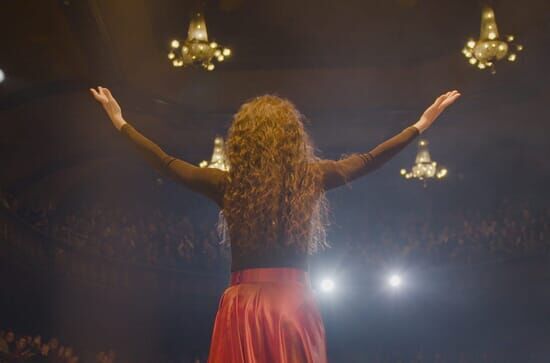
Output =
[
  {"x1": 199, "y1": 136, "x2": 229, "y2": 171},
  {"x1": 400, "y1": 140, "x2": 447, "y2": 186},
  {"x1": 462, "y1": 6, "x2": 523, "y2": 74},
  {"x1": 168, "y1": 12, "x2": 231, "y2": 71}
]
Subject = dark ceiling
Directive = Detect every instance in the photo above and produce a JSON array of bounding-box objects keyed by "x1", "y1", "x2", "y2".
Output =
[{"x1": 1, "y1": 0, "x2": 549, "y2": 95}]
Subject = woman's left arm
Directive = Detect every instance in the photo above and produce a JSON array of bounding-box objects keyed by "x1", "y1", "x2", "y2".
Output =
[{"x1": 90, "y1": 87, "x2": 226, "y2": 206}]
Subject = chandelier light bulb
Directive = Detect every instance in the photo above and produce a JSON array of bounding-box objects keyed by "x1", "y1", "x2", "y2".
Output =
[
  {"x1": 200, "y1": 137, "x2": 229, "y2": 171},
  {"x1": 461, "y1": 6, "x2": 522, "y2": 74},
  {"x1": 401, "y1": 139, "x2": 447, "y2": 186},
  {"x1": 168, "y1": 12, "x2": 231, "y2": 71}
]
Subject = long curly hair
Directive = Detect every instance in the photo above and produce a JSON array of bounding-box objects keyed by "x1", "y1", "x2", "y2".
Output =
[{"x1": 218, "y1": 95, "x2": 329, "y2": 254}]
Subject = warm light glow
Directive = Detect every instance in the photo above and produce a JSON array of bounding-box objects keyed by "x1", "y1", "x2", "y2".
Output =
[
  {"x1": 462, "y1": 6, "x2": 522, "y2": 73},
  {"x1": 200, "y1": 137, "x2": 229, "y2": 171},
  {"x1": 188, "y1": 13, "x2": 208, "y2": 41},
  {"x1": 401, "y1": 139, "x2": 447, "y2": 184},
  {"x1": 168, "y1": 12, "x2": 231, "y2": 71}
]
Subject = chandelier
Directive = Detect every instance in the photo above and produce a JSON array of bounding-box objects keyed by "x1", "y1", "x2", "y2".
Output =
[
  {"x1": 199, "y1": 136, "x2": 229, "y2": 171},
  {"x1": 462, "y1": 6, "x2": 523, "y2": 74},
  {"x1": 400, "y1": 140, "x2": 447, "y2": 186},
  {"x1": 168, "y1": 12, "x2": 231, "y2": 71}
]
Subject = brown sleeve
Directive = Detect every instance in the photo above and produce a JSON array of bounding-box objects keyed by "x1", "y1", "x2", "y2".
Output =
[
  {"x1": 119, "y1": 123, "x2": 226, "y2": 207},
  {"x1": 317, "y1": 126, "x2": 420, "y2": 190}
]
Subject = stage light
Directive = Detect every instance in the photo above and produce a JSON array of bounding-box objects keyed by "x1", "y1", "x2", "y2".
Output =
[
  {"x1": 320, "y1": 278, "x2": 335, "y2": 293},
  {"x1": 388, "y1": 274, "x2": 402, "y2": 288},
  {"x1": 0, "y1": 69, "x2": 4, "y2": 83}
]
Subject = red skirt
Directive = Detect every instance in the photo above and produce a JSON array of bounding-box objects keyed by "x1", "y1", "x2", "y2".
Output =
[{"x1": 207, "y1": 267, "x2": 327, "y2": 363}]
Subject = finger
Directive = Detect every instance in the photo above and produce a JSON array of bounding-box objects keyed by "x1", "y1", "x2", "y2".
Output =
[
  {"x1": 103, "y1": 88, "x2": 115, "y2": 101},
  {"x1": 434, "y1": 94, "x2": 447, "y2": 106},
  {"x1": 441, "y1": 93, "x2": 461, "y2": 108},
  {"x1": 440, "y1": 90, "x2": 458, "y2": 104},
  {"x1": 90, "y1": 88, "x2": 104, "y2": 101}
]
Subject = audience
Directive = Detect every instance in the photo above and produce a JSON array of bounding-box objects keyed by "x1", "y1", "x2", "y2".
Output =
[
  {"x1": 7, "y1": 196, "x2": 549, "y2": 269},
  {"x1": 1, "y1": 195, "x2": 549, "y2": 362},
  {"x1": 0, "y1": 329, "x2": 82, "y2": 363}
]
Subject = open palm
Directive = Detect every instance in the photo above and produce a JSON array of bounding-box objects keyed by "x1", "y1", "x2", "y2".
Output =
[
  {"x1": 416, "y1": 90, "x2": 461, "y2": 132},
  {"x1": 90, "y1": 86, "x2": 126, "y2": 130}
]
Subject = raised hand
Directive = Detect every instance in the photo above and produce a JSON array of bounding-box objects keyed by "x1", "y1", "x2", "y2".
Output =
[
  {"x1": 414, "y1": 90, "x2": 461, "y2": 133},
  {"x1": 90, "y1": 86, "x2": 127, "y2": 130}
]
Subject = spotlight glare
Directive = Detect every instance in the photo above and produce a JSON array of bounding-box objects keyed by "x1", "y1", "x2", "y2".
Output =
[
  {"x1": 0, "y1": 69, "x2": 4, "y2": 83},
  {"x1": 320, "y1": 278, "x2": 335, "y2": 293},
  {"x1": 388, "y1": 274, "x2": 402, "y2": 288}
]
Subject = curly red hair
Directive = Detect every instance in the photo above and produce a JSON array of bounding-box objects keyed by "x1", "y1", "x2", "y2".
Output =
[{"x1": 219, "y1": 95, "x2": 329, "y2": 254}]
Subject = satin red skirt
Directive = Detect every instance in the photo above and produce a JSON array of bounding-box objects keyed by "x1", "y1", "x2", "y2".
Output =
[{"x1": 207, "y1": 267, "x2": 327, "y2": 363}]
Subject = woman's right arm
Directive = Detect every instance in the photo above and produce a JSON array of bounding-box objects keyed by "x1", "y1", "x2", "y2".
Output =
[{"x1": 90, "y1": 87, "x2": 226, "y2": 206}]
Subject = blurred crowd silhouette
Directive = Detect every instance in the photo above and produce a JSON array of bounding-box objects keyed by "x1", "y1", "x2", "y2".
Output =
[{"x1": 6, "y1": 195, "x2": 549, "y2": 270}]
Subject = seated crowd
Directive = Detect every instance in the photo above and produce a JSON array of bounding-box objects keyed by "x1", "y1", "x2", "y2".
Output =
[
  {"x1": 0, "y1": 328, "x2": 86, "y2": 363},
  {"x1": 5, "y1": 195, "x2": 550, "y2": 270}
]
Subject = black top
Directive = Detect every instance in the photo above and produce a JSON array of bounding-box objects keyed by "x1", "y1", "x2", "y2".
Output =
[{"x1": 120, "y1": 123, "x2": 419, "y2": 271}]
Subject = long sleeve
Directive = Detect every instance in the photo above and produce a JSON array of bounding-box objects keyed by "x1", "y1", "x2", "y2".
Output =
[
  {"x1": 119, "y1": 123, "x2": 226, "y2": 207},
  {"x1": 317, "y1": 126, "x2": 420, "y2": 190}
]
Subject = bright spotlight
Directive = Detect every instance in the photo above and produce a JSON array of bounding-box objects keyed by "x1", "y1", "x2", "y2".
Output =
[
  {"x1": 0, "y1": 69, "x2": 5, "y2": 83},
  {"x1": 388, "y1": 274, "x2": 402, "y2": 288},
  {"x1": 320, "y1": 278, "x2": 335, "y2": 293}
]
